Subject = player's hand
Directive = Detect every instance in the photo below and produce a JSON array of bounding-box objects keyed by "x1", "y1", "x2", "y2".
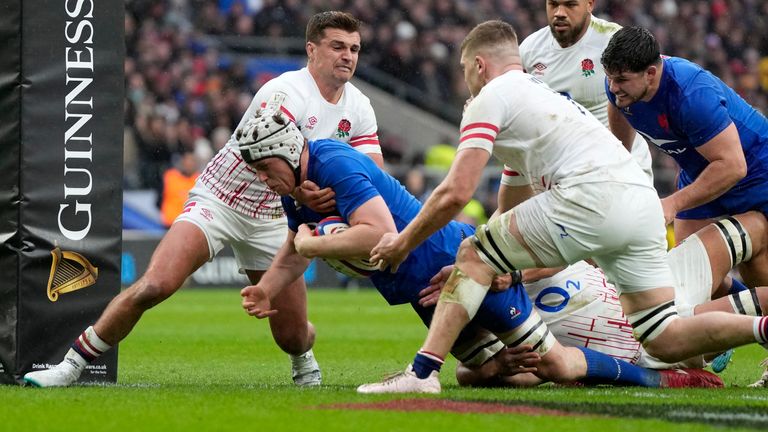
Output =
[
  {"x1": 660, "y1": 196, "x2": 678, "y2": 225},
  {"x1": 241, "y1": 285, "x2": 277, "y2": 319},
  {"x1": 370, "y1": 232, "x2": 409, "y2": 273},
  {"x1": 294, "y1": 180, "x2": 336, "y2": 213},
  {"x1": 418, "y1": 265, "x2": 454, "y2": 307},
  {"x1": 495, "y1": 345, "x2": 540, "y2": 376},
  {"x1": 293, "y1": 223, "x2": 314, "y2": 258},
  {"x1": 490, "y1": 273, "x2": 514, "y2": 292}
]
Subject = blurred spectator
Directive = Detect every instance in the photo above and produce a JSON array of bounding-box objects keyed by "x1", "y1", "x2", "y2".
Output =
[{"x1": 160, "y1": 151, "x2": 201, "y2": 227}]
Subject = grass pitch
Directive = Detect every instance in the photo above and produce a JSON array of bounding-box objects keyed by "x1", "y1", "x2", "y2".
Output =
[{"x1": 3, "y1": 288, "x2": 768, "y2": 431}]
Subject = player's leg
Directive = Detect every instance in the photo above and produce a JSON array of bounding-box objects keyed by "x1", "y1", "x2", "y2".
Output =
[
  {"x1": 237, "y1": 216, "x2": 319, "y2": 386},
  {"x1": 608, "y1": 241, "x2": 768, "y2": 363},
  {"x1": 669, "y1": 211, "x2": 768, "y2": 316},
  {"x1": 24, "y1": 220, "x2": 211, "y2": 387}
]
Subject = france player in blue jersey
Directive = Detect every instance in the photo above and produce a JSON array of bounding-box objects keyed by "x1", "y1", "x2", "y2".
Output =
[
  {"x1": 602, "y1": 27, "x2": 768, "y2": 242},
  {"x1": 234, "y1": 109, "x2": 722, "y2": 391}
]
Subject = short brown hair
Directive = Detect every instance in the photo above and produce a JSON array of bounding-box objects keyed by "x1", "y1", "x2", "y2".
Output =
[
  {"x1": 306, "y1": 11, "x2": 361, "y2": 43},
  {"x1": 460, "y1": 20, "x2": 518, "y2": 56}
]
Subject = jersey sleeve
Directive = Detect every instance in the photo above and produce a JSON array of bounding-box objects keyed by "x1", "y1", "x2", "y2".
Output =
[
  {"x1": 348, "y1": 99, "x2": 382, "y2": 155},
  {"x1": 677, "y1": 83, "x2": 732, "y2": 147},
  {"x1": 314, "y1": 155, "x2": 380, "y2": 219},
  {"x1": 457, "y1": 92, "x2": 503, "y2": 155},
  {"x1": 500, "y1": 164, "x2": 532, "y2": 186}
]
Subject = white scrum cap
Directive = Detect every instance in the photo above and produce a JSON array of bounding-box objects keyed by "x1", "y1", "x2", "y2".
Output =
[{"x1": 237, "y1": 92, "x2": 304, "y2": 169}]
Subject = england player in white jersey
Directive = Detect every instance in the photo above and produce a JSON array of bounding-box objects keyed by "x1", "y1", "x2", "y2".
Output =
[
  {"x1": 361, "y1": 20, "x2": 768, "y2": 394},
  {"x1": 518, "y1": 0, "x2": 652, "y2": 181},
  {"x1": 24, "y1": 11, "x2": 380, "y2": 388}
]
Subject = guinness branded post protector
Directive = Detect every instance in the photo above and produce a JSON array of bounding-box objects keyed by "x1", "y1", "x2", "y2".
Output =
[{"x1": 0, "y1": 0, "x2": 124, "y2": 384}]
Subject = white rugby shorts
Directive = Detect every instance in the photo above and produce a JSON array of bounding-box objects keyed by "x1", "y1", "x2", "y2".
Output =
[
  {"x1": 173, "y1": 183, "x2": 287, "y2": 272},
  {"x1": 513, "y1": 181, "x2": 676, "y2": 293}
]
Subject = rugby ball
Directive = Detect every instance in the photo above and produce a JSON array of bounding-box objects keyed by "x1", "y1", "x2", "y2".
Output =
[{"x1": 313, "y1": 216, "x2": 378, "y2": 278}]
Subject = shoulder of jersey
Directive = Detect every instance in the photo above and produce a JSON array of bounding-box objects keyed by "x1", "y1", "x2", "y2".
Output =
[
  {"x1": 344, "y1": 80, "x2": 372, "y2": 105},
  {"x1": 588, "y1": 16, "x2": 622, "y2": 36},
  {"x1": 519, "y1": 26, "x2": 551, "y2": 55}
]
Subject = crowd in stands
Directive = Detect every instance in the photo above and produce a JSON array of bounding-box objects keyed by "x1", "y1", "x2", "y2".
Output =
[{"x1": 124, "y1": 0, "x2": 768, "y2": 223}]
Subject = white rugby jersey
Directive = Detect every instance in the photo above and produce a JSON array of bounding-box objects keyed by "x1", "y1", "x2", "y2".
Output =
[
  {"x1": 524, "y1": 261, "x2": 641, "y2": 364},
  {"x1": 459, "y1": 70, "x2": 647, "y2": 190},
  {"x1": 198, "y1": 67, "x2": 380, "y2": 219},
  {"x1": 519, "y1": 16, "x2": 652, "y2": 182}
]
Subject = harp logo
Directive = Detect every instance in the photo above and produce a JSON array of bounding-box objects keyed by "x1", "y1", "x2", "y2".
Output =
[{"x1": 46, "y1": 247, "x2": 99, "y2": 302}]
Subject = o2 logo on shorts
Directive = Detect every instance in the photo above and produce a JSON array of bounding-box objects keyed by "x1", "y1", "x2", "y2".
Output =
[{"x1": 534, "y1": 280, "x2": 581, "y2": 313}]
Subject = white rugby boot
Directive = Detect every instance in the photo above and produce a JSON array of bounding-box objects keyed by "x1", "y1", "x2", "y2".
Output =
[
  {"x1": 357, "y1": 364, "x2": 440, "y2": 394},
  {"x1": 291, "y1": 349, "x2": 322, "y2": 387},
  {"x1": 23, "y1": 358, "x2": 82, "y2": 388},
  {"x1": 747, "y1": 358, "x2": 768, "y2": 388}
]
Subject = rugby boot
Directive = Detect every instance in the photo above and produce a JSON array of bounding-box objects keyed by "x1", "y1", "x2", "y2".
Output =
[
  {"x1": 659, "y1": 368, "x2": 724, "y2": 388},
  {"x1": 357, "y1": 364, "x2": 440, "y2": 394},
  {"x1": 291, "y1": 349, "x2": 322, "y2": 387},
  {"x1": 23, "y1": 359, "x2": 82, "y2": 388},
  {"x1": 747, "y1": 358, "x2": 768, "y2": 388}
]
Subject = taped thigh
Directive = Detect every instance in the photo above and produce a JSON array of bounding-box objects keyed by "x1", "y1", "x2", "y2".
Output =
[
  {"x1": 666, "y1": 234, "x2": 713, "y2": 309},
  {"x1": 471, "y1": 210, "x2": 537, "y2": 275},
  {"x1": 714, "y1": 216, "x2": 753, "y2": 267},
  {"x1": 627, "y1": 301, "x2": 679, "y2": 346},
  {"x1": 729, "y1": 289, "x2": 763, "y2": 316},
  {"x1": 497, "y1": 309, "x2": 556, "y2": 355},
  {"x1": 451, "y1": 325, "x2": 505, "y2": 368}
]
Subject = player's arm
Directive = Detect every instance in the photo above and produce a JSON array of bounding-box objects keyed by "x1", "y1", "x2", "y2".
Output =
[
  {"x1": 662, "y1": 123, "x2": 746, "y2": 222},
  {"x1": 241, "y1": 230, "x2": 310, "y2": 317},
  {"x1": 497, "y1": 183, "x2": 534, "y2": 214},
  {"x1": 294, "y1": 195, "x2": 396, "y2": 260},
  {"x1": 607, "y1": 101, "x2": 637, "y2": 153},
  {"x1": 371, "y1": 147, "x2": 490, "y2": 271},
  {"x1": 455, "y1": 345, "x2": 542, "y2": 388},
  {"x1": 364, "y1": 152, "x2": 384, "y2": 168}
]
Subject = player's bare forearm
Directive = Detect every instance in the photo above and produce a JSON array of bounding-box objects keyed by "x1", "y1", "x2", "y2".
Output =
[
  {"x1": 667, "y1": 159, "x2": 745, "y2": 214},
  {"x1": 497, "y1": 183, "x2": 534, "y2": 214},
  {"x1": 258, "y1": 233, "x2": 310, "y2": 299},
  {"x1": 296, "y1": 223, "x2": 389, "y2": 259},
  {"x1": 366, "y1": 152, "x2": 384, "y2": 168}
]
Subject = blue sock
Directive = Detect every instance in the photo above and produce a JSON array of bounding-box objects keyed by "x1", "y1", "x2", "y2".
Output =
[
  {"x1": 578, "y1": 347, "x2": 660, "y2": 387},
  {"x1": 412, "y1": 350, "x2": 444, "y2": 379},
  {"x1": 729, "y1": 278, "x2": 749, "y2": 294}
]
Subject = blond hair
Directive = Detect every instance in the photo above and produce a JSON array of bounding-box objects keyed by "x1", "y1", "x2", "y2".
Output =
[{"x1": 460, "y1": 20, "x2": 518, "y2": 58}]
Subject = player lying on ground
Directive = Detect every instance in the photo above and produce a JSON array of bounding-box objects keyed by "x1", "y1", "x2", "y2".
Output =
[
  {"x1": 362, "y1": 20, "x2": 768, "y2": 394},
  {"x1": 236, "y1": 109, "x2": 722, "y2": 390},
  {"x1": 415, "y1": 211, "x2": 768, "y2": 386}
]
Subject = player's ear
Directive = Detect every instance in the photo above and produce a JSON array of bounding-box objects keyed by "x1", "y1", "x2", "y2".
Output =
[{"x1": 306, "y1": 41, "x2": 315, "y2": 62}]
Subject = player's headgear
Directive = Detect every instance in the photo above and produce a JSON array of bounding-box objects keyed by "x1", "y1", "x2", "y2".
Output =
[{"x1": 236, "y1": 92, "x2": 305, "y2": 186}]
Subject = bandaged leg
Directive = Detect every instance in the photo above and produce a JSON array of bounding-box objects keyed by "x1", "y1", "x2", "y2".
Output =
[
  {"x1": 729, "y1": 289, "x2": 764, "y2": 316},
  {"x1": 471, "y1": 211, "x2": 538, "y2": 274},
  {"x1": 667, "y1": 234, "x2": 713, "y2": 315},
  {"x1": 714, "y1": 216, "x2": 753, "y2": 267},
  {"x1": 496, "y1": 310, "x2": 557, "y2": 355},
  {"x1": 628, "y1": 301, "x2": 680, "y2": 346},
  {"x1": 438, "y1": 266, "x2": 489, "y2": 320},
  {"x1": 451, "y1": 325, "x2": 505, "y2": 368}
]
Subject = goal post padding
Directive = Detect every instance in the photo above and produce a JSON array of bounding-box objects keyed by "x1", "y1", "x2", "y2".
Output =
[{"x1": 0, "y1": 0, "x2": 124, "y2": 384}]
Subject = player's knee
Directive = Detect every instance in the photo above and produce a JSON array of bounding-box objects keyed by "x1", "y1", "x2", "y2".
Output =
[
  {"x1": 627, "y1": 301, "x2": 685, "y2": 362},
  {"x1": 637, "y1": 319, "x2": 689, "y2": 363}
]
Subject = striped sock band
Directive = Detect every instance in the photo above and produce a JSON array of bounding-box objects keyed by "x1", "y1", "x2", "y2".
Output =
[
  {"x1": 417, "y1": 350, "x2": 445, "y2": 364},
  {"x1": 412, "y1": 350, "x2": 445, "y2": 379},
  {"x1": 754, "y1": 317, "x2": 768, "y2": 345},
  {"x1": 71, "y1": 326, "x2": 111, "y2": 363}
]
